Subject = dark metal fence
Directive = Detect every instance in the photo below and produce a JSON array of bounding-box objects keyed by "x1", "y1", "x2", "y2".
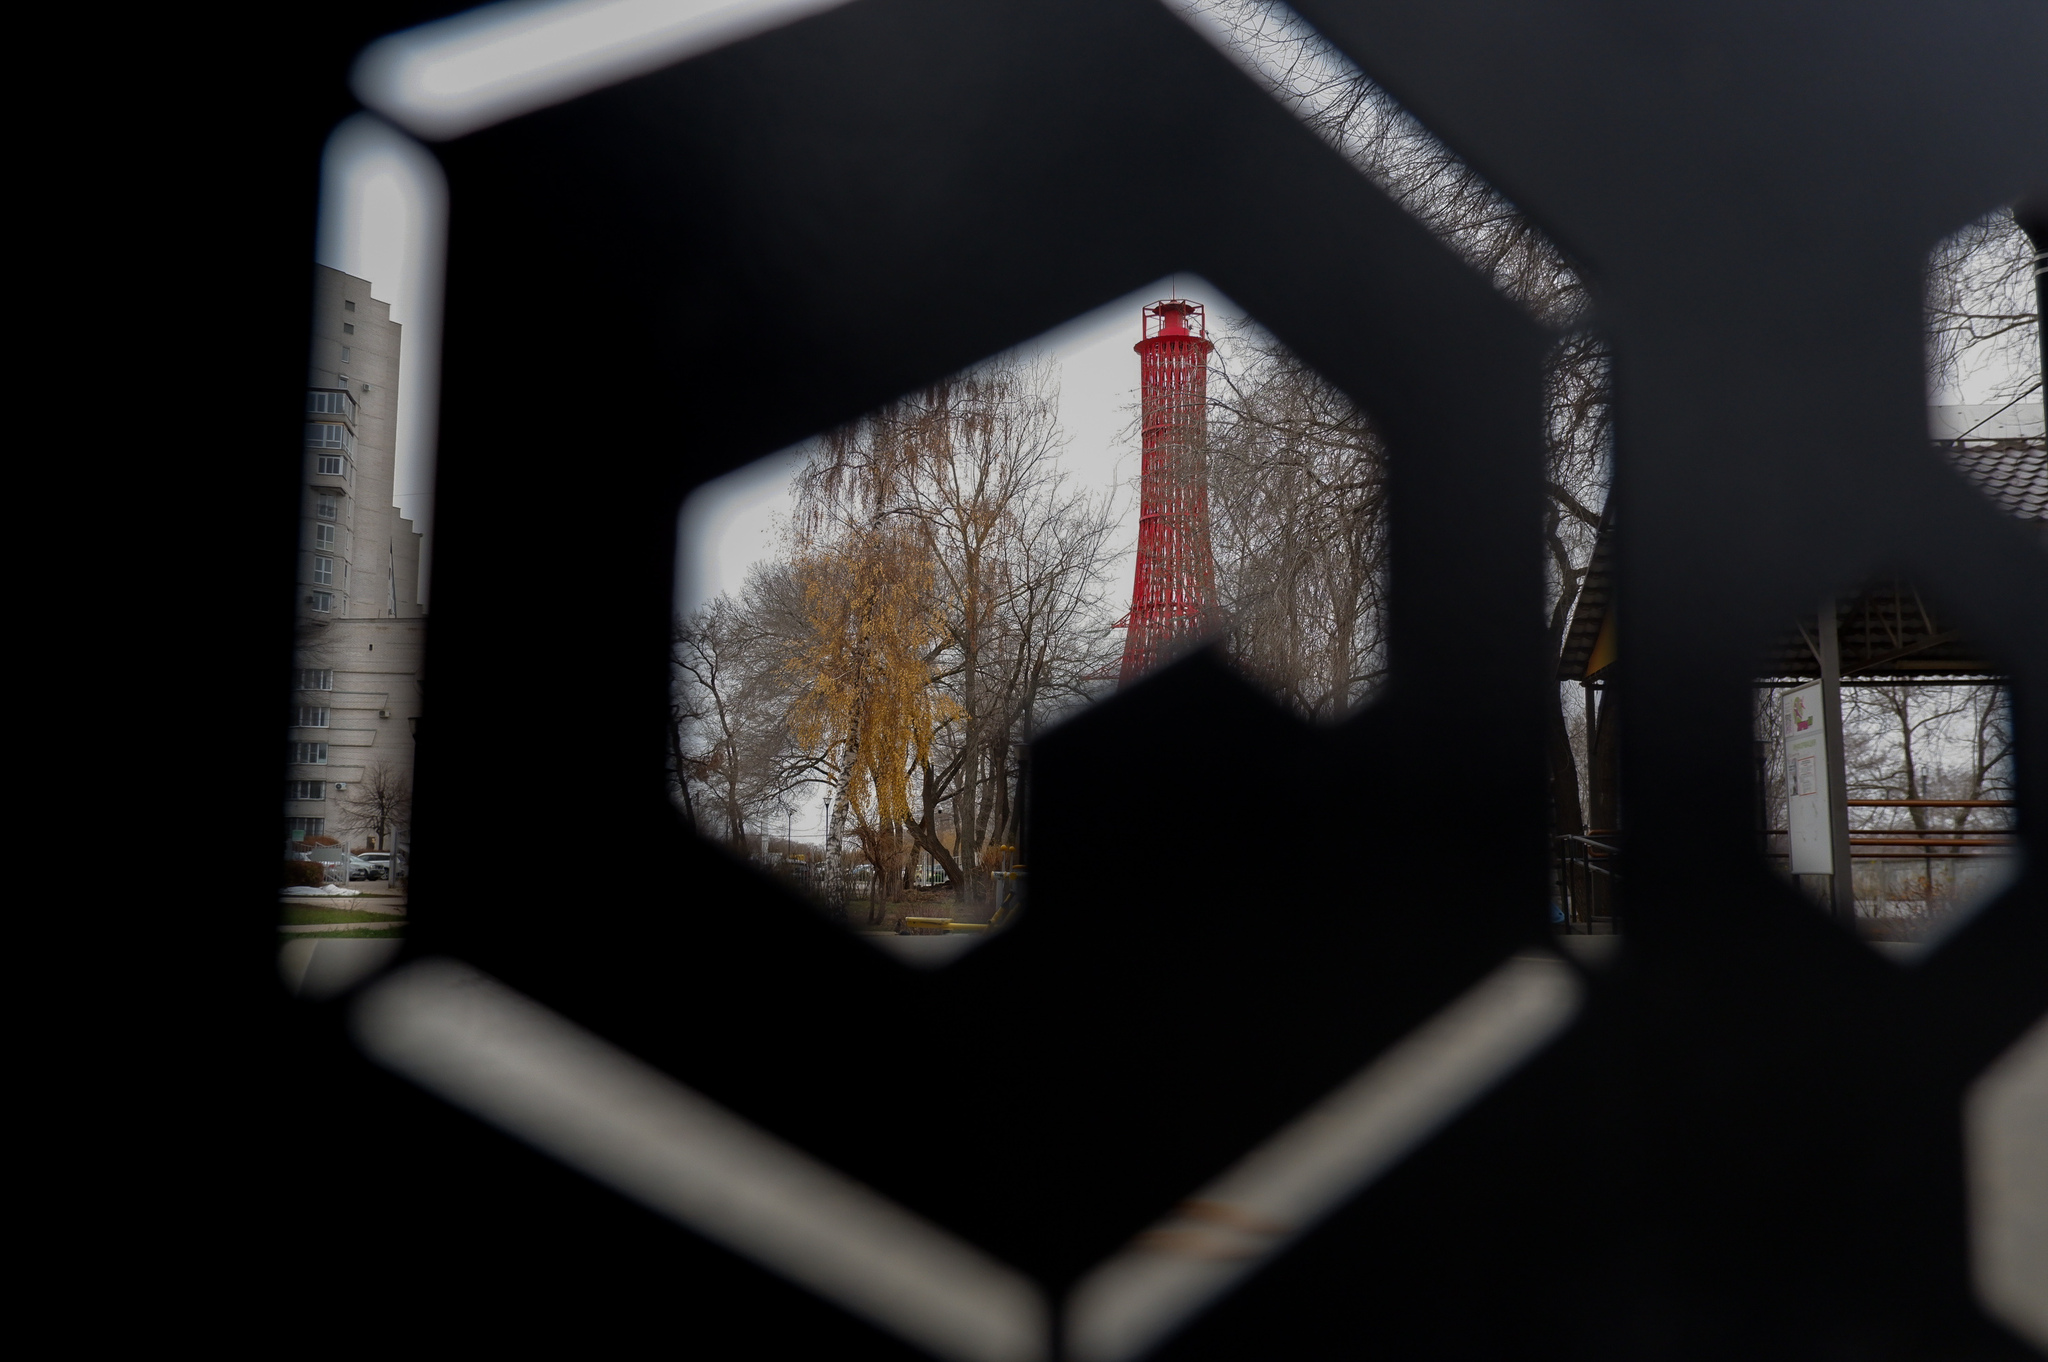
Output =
[{"x1": 234, "y1": 2, "x2": 2046, "y2": 1357}]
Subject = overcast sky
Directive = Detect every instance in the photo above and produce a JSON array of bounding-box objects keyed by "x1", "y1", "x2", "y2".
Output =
[
  {"x1": 316, "y1": 114, "x2": 448, "y2": 601},
  {"x1": 676, "y1": 277, "x2": 1254, "y2": 620}
]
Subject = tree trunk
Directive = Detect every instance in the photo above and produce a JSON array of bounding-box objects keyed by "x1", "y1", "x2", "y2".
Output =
[
  {"x1": 866, "y1": 823, "x2": 895, "y2": 927},
  {"x1": 1586, "y1": 686, "x2": 1620, "y2": 922},
  {"x1": 909, "y1": 817, "x2": 965, "y2": 893},
  {"x1": 1544, "y1": 682, "x2": 1586, "y2": 925},
  {"x1": 978, "y1": 737, "x2": 1003, "y2": 864},
  {"x1": 1894, "y1": 696, "x2": 1929, "y2": 832},
  {"x1": 1546, "y1": 686, "x2": 1586, "y2": 840},
  {"x1": 822, "y1": 734, "x2": 855, "y2": 926},
  {"x1": 953, "y1": 761, "x2": 979, "y2": 908},
  {"x1": 912, "y1": 758, "x2": 968, "y2": 890},
  {"x1": 669, "y1": 709, "x2": 697, "y2": 827}
]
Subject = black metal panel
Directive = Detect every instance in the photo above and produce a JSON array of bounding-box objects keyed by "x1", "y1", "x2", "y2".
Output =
[
  {"x1": 1561, "y1": 560, "x2": 2032, "y2": 682},
  {"x1": 414, "y1": 0, "x2": 1551, "y2": 1288},
  {"x1": 242, "y1": 0, "x2": 2045, "y2": 1355}
]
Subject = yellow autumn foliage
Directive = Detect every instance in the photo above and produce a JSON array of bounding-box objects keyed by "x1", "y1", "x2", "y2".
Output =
[{"x1": 786, "y1": 524, "x2": 957, "y2": 831}]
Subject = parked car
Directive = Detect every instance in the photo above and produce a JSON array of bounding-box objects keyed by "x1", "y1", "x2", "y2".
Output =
[
  {"x1": 348, "y1": 855, "x2": 388, "y2": 881},
  {"x1": 357, "y1": 851, "x2": 400, "y2": 879}
]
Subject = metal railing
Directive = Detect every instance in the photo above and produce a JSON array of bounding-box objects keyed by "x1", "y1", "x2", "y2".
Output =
[
  {"x1": 1561, "y1": 801, "x2": 2018, "y2": 931},
  {"x1": 1554, "y1": 830, "x2": 1621, "y2": 932},
  {"x1": 1763, "y1": 797, "x2": 2017, "y2": 860}
]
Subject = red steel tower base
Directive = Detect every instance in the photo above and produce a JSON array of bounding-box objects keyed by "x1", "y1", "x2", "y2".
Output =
[{"x1": 1118, "y1": 298, "x2": 1220, "y2": 687}]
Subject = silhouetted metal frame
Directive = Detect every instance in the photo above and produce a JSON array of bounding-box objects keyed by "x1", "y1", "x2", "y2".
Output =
[{"x1": 266, "y1": 1, "x2": 2046, "y2": 1356}]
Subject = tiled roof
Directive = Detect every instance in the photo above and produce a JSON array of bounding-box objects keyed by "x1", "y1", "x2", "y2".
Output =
[{"x1": 1942, "y1": 442, "x2": 2047, "y2": 521}]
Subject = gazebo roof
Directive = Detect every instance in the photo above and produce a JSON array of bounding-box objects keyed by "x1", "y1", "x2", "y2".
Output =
[
  {"x1": 1558, "y1": 429, "x2": 2045, "y2": 684},
  {"x1": 1939, "y1": 441, "x2": 2047, "y2": 522}
]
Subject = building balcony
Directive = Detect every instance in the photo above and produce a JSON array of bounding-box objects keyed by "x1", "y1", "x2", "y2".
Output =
[
  {"x1": 305, "y1": 420, "x2": 356, "y2": 456},
  {"x1": 306, "y1": 387, "x2": 358, "y2": 429}
]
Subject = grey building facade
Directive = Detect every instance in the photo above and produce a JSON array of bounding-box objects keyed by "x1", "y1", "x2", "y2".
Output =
[{"x1": 286, "y1": 266, "x2": 427, "y2": 847}]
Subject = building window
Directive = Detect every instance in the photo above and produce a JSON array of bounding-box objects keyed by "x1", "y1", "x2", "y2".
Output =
[
  {"x1": 287, "y1": 816, "x2": 325, "y2": 837},
  {"x1": 316, "y1": 455, "x2": 346, "y2": 477},
  {"x1": 295, "y1": 669, "x2": 333, "y2": 691},
  {"x1": 340, "y1": 347, "x2": 351, "y2": 363},
  {"x1": 314, "y1": 523, "x2": 335, "y2": 549},
  {"x1": 344, "y1": 300, "x2": 356, "y2": 312},
  {"x1": 294, "y1": 706, "x2": 330, "y2": 727},
  {"x1": 287, "y1": 780, "x2": 325, "y2": 801},
  {"x1": 306, "y1": 422, "x2": 354, "y2": 452},
  {"x1": 291, "y1": 742, "x2": 329, "y2": 764},
  {"x1": 312, "y1": 556, "x2": 334, "y2": 586},
  {"x1": 342, "y1": 323, "x2": 355, "y2": 335},
  {"x1": 308, "y1": 591, "x2": 334, "y2": 612},
  {"x1": 316, "y1": 496, "x2": 338, "y2": 521}
]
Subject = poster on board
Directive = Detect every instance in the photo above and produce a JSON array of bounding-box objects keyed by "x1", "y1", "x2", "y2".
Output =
[{"x1": 1784, "y1": 682, "x2": 1832, "y2": 874}]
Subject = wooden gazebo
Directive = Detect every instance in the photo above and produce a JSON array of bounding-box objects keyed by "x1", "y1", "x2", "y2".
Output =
[{"x1": 1555, "y1": 418, "x2": 2043, "y2": 930}]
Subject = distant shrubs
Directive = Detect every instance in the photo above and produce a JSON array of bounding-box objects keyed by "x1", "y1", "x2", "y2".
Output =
[{"x1": 283, "y1": 860, "x2": 326, "y2": 888}]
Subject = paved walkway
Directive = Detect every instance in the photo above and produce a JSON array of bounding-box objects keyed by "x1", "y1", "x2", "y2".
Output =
[{"x1": 859, "y1": 930, "x2": 982, "y2": 968}]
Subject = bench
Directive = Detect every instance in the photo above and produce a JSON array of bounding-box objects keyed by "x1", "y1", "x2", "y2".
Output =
[{"x1": 897, "y1": 917, "x2": 994, "y2": 936}]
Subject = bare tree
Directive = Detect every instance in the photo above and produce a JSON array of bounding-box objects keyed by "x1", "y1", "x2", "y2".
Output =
[
  {"x1": 1842, "y1": 684, "x2": 2016, "y2": 830},
  {"x1": 674, "y1": 596, "x2": 784, "y2": 850},
  {"x1": 1182, "y1": 2, "x2": 1612, "y2": 854},
  {"x1": 332, "y1": 762, "x2": 412, "y2": 854},
  {"x1": 1925, "y1": 207, "x2": 2041, "y2": 410},
  {"x1": 1538, "y1": 337, "x2": 1611, "y2": 845},
  {"x1": 1838, "y1": 682, "x2": 2017, "y2": 933},
  {"x1": 1208, "y1": 324, "x2": 1390, "y2": 719}
]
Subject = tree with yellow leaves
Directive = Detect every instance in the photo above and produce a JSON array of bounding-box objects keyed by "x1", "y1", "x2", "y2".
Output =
[
  {"x1": 786, "y1": 523, "x2": 955, "y2": 924},
  {"x1": 795, "y1": 357, "x2": 1120, "y2": 911}
]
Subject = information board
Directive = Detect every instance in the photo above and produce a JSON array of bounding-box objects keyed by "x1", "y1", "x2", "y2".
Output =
[{"x1": 1783, "y1": 682, "x2": 1832, "y2": 874}]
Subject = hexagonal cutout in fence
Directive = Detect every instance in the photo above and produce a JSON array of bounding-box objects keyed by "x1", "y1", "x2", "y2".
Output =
[
  {"x1": 1751, "y1": 582, "x2": 2021, "y2": 953},
  {"x1": 673, "y1": 278, "x2": 1397, "y2": 960},
  {"x1": 1924, "y1": 203, "x2": 2044, "y2": 531},
  {"x1": 1543, "y1": 333, "x2": 1616, "y2": 952},
  {"x1": 282, "y1": 114, "x2": 438, "y2": 987}
]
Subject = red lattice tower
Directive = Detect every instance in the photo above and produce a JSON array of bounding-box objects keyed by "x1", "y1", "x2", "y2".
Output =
[{"x1": 1117, "y1": 298, "x2": 1220, "y2": 686}]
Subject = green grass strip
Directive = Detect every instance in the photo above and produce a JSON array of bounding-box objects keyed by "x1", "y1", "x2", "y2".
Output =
[{"x1": 281, "y1": 904, "x2": 408, "y2": 926}]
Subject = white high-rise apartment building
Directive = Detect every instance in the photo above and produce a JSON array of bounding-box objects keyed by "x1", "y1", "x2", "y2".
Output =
[{"x1": 286, "y1": 266, "x2": 427, "y2": 848}]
